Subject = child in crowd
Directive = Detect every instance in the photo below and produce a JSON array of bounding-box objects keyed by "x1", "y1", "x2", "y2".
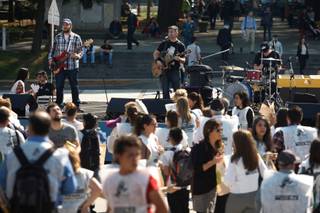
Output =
[{"x1": 159, "y1": 127, "x2": 189, "y2": 213}]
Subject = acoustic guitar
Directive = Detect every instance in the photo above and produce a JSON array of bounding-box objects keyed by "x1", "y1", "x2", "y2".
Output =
[
  {"x1": 51, "y1": 38, "x2": 93, "y2": 75},
  {"x1": 152, "y1": 49, "x2": 191, "y2": 78}
]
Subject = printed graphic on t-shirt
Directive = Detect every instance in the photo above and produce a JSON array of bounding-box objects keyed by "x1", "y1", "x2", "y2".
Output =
[
  {"x1": 115, "y1": 180, "x2": 129, "y2": 197},
  {"x1": 167, "y1": 46, "x2": 176, "y2": 56}
]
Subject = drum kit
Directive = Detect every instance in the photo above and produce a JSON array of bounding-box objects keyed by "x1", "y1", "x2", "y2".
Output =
[{"x1": 219, "y1": 57, "x2": 283, "y2": 110}]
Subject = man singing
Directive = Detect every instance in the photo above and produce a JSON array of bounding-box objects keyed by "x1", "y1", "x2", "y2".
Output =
[
  {"x1": 153, "y1": 26, "x2": 186, "y2": 99},
  {"x1": 48, "y1": 18, "x2": 83, "y2": 112}
]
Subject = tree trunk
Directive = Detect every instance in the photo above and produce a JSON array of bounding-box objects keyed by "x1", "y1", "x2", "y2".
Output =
[
  {"x1": 157, "y1": 0, "x2": 182, "y2": 32},
  {"x1": 8, "y1": 0, "x2": 15, "y2": 22},
  {"x1": 31, "y1": 0, "x2": 46, "y2": 54},
  {"x1": 147, "y1": 0, "x2": 152, "y2": 21}
]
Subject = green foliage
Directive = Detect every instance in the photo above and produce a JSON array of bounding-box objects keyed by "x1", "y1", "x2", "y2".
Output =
[{"x1": 0, "y1": 50, "x2": 47, "y2": 79}]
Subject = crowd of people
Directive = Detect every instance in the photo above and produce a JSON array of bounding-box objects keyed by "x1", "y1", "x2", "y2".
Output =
[{"x1": 0, "y1": 84, "x2": 320, "y2": 212}]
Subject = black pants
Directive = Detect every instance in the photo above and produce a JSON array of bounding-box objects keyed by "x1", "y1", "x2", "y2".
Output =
[
  {"x1": 298, "y1": 55, "x2": 308, "y2": 75},
  {"x1": 55, "y1": 68, "x2": 80, "y2": 107},
  {"x1": 209, "y1": 14, "x2": 218, "y2": 29},
  {"x1": 160, "y1": 70, "x2": 181, "y2": 99},
  {"x1": 263, "y1": 25, "x2": 272, "y2": 41},
  {"x1": 127, "y1": 29, "x2": 139, "y2": 49},
  {"x1": 214, "y1": 194, "x2": 229, "y2": 213},
  {"x1": 167, "y1": 188, "x2": 189, "y2": 213},
  {"x1": 221, "y1": 45, "x2": 230, "y2": 60}
]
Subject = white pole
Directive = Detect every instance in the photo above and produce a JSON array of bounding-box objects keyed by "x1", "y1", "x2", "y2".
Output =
[{"x1": 2, "y1": 26, "x2": 6, "y2": 51}]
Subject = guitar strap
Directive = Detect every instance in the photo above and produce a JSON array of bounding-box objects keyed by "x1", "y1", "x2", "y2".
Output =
[{"x1": 66, "y1": 33, "x2": 73, "y2": 53}]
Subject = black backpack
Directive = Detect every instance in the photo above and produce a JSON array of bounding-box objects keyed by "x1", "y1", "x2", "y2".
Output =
[
  {"x1": 11, "y1": 146, "x2": 55, "y2": 213},
  {"x1": 80, "y1": 129, "x2": 100, "y2": 171},
  {"x1": 170, "y1": 148, "x2": 193, "y2": 187}
]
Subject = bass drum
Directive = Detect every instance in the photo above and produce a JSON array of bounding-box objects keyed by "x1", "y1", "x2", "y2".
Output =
[{"x1": 225, "y1": 81, "x2": 253, "y2": 107}]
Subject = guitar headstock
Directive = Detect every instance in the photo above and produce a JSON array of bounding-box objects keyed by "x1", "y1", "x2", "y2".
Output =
[{"x1": 83, "y1": 38, "x2": 94, "y2": 47}]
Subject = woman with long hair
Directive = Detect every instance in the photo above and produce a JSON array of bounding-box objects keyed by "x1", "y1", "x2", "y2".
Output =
[
  {"x1": 252, "y1": 116, "x2": 273, "y2": 157},
  {"x1": 188, "y1": 92, "x2": 204, "y2": 119},
  {"x1": 62, "y1": 143, "x2": 102, "y2": 213},
  {"x1": 15, "y1": 67, "x2": 29, "y2": 82},
  {"x1": 134, "y1": 114, "x2": 163, "y2": 165},
  {"x1": 191, "y1": 119, "x2": 223, "y2": 213},
  {"x1": 177, "y1": 97, "x2": 197, "y2": 147},
  {"x1": 299, "y1": 139, "x2": 320, "y2": 174},
  {"x1": 224, "y1": 130, "x2": 268, "y2": 213},
  {"x1": 11, "y1": 68, "x2": 29, "y2": 93},
  {"x1": 232, "y1": 91, "x2": 254, "y2": 130}
]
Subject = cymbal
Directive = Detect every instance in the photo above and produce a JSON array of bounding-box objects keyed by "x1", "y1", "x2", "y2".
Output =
[
  {"x1": 219, "y1": 65, "x2": 244, "y2": 71},
  {"x1": 260, "y1": 57, "x2": 282, "y2": 62},
  {"x1": 246, "y1": 69, "x2": 262, "y2": 73}
]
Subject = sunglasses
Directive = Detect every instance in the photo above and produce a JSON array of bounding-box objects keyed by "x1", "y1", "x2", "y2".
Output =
[{"x1": 214, "y1": 128, "x2": 223, "y2": 133}]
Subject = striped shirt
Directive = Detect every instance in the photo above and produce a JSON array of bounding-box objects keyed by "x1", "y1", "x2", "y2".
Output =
[{"x1": 48, "y1": 32, "x2": 83, "y2": 70}]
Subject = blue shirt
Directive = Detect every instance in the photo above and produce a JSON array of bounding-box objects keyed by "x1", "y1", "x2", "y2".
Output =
[
  {"x1": 241, "y1": 16, "x2": 257, "y2": 31},
  {"x1": 0, "y1": 136, "x2": 77, "y2": 206}
]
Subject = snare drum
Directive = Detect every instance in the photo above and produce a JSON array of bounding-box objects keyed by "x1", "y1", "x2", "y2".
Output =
[
  {"x1": 246, "y1": 70, "x2": 262, "y2": 81},
  {"x1": 225, "y1": 81, "x2": 253, "y2": 106}
]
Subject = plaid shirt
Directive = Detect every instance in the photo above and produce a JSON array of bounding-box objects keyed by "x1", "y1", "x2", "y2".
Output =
[{"x1": 48, "y1": 32, "x2": 83, "y2": 70}]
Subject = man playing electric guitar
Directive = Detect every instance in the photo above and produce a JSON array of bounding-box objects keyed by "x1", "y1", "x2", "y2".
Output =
[
  {"x1": 153, "y1": 25, "x2": 186, "y2": 99},
  {"x1": 48, "y1": 18, "x2": 83, "y2": 111}
]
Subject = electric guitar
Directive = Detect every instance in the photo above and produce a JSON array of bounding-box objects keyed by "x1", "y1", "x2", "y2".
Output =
[
  {"x1": 51, "y1": 38, "x2": 93, "y2": 75},
  {"x1": 152, "y1": 49, "x2": 191, "y2": 78}
]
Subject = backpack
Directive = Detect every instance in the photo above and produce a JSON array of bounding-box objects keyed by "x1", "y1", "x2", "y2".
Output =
[
  {"x1": 80, "y1": 129, "x2": 100, "y2": 171},
  {"x1": 170, "y1": 148, "x2": 193, "y2": 187},
  {"x1": 8, "y1": 129, "x2": 21, "y2": 148},
  {"x1": 11, "y1": 146, "x2": 55, "y2": 213},
  {"x1": 8, "y1": 123, "x2": 27, "y2": 140}
]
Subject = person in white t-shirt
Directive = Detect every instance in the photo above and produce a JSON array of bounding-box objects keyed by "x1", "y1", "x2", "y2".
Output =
[
  {"x1": 299, "y1": 139, "x2": 320, "y2": 211},
  {"x1": 187, "y1": 92, "x2": 204, "y2": 120},
  {"x1": 252, "y1": 116, "x2": 273, "y2": 157},
  {"x1": 134, "y1": 114, "x2": 163, "y2": 166},
  {"x1": 0, "y1": 107, "x2": 25, "y2": 161},
  {"x1": 232, "y1": 91, "x2": 254, "y2": 130},
  {"x1": 155, "y1": 110, "x2": 188, "y2": 149},
  {"x1": 61, "y1": 144, "x2": 102, "y2": 213},
  {"x1": 176, "y1": 97, "x2": 197, "y2": 147},
  {"x1": 273, "y1": 106, "x2": 317, "y2": 160},
  {"x1": 102, "y1": 135, "x2": 168, "y2": 213},
  {"x1": 63, "y1": 102, "x2": 84, "y2": 131},
  {"x1": 186, "y1": 36, "x2": 201, "y2": 66},
  {"x1": 159, "y1": 127, "x2": 189, "y2": 213},
  {"x1": 224, "y1": 130, "x2": 268, "y2": 213}
]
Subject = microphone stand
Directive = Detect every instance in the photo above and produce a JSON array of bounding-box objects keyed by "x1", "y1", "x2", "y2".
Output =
[{"x1": 288, "y1": 57, "x2": 295, "y2": 102}]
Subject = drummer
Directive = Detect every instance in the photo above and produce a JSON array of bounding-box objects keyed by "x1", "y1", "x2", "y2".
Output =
[{"x1": 253, "y1": 42, "x2": 281, "y2": 73}]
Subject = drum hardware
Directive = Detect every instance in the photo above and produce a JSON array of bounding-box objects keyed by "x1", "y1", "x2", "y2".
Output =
[{"x1": 288, "y1": 56, "x2": 295, "y2": 102}]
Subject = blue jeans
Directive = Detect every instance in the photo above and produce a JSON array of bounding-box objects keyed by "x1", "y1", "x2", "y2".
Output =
[
  {"x1": 99, "y1": 51, "x2": 113, "y2": 65},
  {"x1": 55, "y1": 68, "x2": 80, "y2": 107},
  {"x1": 82, "y1": 47, "x2": 95, "y2": 64},
  {"x1": 160, "y1": 70, "x2": 181, "y2": 99}
]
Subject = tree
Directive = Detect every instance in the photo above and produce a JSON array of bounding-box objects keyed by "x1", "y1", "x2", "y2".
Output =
[
  {"x1": 157, "y1": 0, "x2": 182, "y2": 32},
  {"x1": 8, "y1": 0, "x2": 15, "y2": 22},
  {"x1": 31, "y1": 0, "x2": 45, "y2": 54},
  {"x1": 147, "y1": 0, "x2": 152, "y2": 21}
]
